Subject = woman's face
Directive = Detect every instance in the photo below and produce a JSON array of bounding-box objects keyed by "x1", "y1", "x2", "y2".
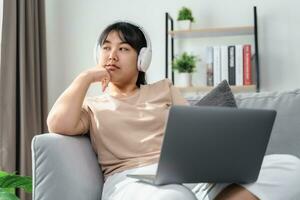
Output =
[{"x1": 98, "y1": 31, "x2": 139, "y2": 85}]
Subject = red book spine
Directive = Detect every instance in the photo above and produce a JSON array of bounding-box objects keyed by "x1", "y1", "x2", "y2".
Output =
[{"x1": 243, "y1": 45, "x2": 252, "y2": 85}]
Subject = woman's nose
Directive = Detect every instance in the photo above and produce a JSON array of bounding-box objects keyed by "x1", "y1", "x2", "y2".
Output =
[{"x1": 108, "y1": 50, "x2": 118, "y2": 61}]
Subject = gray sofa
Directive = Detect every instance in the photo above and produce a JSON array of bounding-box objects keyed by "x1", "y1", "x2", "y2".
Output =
[{"x1": 31, "y1": 89, "x2": 300, "y2": 200}]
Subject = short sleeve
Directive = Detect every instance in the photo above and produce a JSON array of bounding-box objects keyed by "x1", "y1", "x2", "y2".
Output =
[
  {"x1": 80, "y1": 99, "x2": 91, "y2": 135},
  {"x1": 165, "y1": 79, "x2": 190, "y2": 106}
]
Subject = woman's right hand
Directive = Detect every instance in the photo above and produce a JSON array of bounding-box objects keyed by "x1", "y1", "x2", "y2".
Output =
[{"x1": 83, "y1": 65, "x2": 111, "y2": 92}]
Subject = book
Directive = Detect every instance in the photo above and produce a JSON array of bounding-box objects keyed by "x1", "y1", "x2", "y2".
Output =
[
  {"x1": 220, "y1": 46, "x2": 229, "y2": 82},
  {"x1": 243, "y1": 44, "x2": 252, "y2": 85},
  {"x1": 213, "y1": 46, "x2": 221, "y2": 86},
  {"x1": 228, "y1": 46, "x2": 236, "y2": 85},
  {"x1": 206, "y1": 47, "x2": 214, "y2": 86},
  {"x1": 235, "y1": 45, "x2": 243, "y2": 86}
]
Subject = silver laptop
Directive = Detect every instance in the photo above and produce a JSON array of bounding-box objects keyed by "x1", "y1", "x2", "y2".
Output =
[{"x1": 127, "y1": 105, "x2": 276, "y2": 185}]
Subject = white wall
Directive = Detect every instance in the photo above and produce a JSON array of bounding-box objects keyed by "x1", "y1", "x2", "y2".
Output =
[{"x1": 45, "y1": 0, "x2": 300, "y2": 110}]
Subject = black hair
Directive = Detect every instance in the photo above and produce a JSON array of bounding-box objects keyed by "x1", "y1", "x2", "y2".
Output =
[{"x1": 98, "y1": 22, "x2": 147, "y2": 87}]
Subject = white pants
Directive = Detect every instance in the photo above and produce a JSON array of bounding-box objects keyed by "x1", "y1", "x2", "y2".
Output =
[{"x1": 102, "y1": 154, "x2": 300, "y2": 200}]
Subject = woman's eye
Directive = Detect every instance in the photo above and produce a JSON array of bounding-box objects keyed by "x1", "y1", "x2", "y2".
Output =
[
  {"x1": 102, "y1": 46, "x2": 110, "y2": 50},
  {"x1": 120, "y1": 47, "x2": 129, "y2": 51}
]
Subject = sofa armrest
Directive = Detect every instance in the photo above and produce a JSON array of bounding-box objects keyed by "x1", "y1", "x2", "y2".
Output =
[{"x1": 31, "y1": 133, "x2": 103, "y2": 200}]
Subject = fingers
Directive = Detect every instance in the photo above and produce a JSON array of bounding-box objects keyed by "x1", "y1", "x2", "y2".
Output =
[
  {"x1": 101, "y1": 71, "x2": 110, "y2": 92},
  {"x1": 101, "y1": 81, "x2": 106, "y2": 92},
  {"x1": 105, "y1": 68, "x2": 112, "y2": 80},
  {"x1": 101, "y1": 80, "x2": 105, "y2": 92},
  {"x1": 101, "y1": 78, "x2": 109, "y2": 92},
  {"x1": 98, "y1": 67, "x2": 111, "y2": 92}
]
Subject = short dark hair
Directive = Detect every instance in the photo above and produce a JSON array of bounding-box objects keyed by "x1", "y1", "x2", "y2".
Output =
[{"x1": 98, "y1": 22, "x2": 147, "y2": 87}]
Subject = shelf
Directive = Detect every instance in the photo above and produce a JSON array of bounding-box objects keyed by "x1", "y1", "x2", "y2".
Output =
[
  {"x1": 176, "y1": 85, "x2": 256, "y2": 93},
  {"x1": 169, "y1": 26, "x2": 254, "y2": 39},
  {"x1": 165, "y1": 7, "x2": 260, "y2": 92}
]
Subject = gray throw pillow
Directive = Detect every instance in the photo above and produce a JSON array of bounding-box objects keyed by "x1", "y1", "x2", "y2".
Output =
[{"x1": 195, "y1": 80, "x2": 237, "y2": 107}]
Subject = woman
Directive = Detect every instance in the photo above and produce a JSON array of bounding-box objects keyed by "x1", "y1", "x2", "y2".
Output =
[{"x1": 47, "y1": 21, "x2": 300, "y2": 200}]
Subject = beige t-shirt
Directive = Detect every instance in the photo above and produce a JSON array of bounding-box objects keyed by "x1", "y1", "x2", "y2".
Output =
[{"x1": 80, "y1": 79, "x2": 189, "y2": 179}]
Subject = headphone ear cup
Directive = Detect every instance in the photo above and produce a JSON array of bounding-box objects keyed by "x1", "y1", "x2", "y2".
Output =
[
  {"x1": 137, "y1": 47, "x2": 146, "y2": 71},
  {"x1": 137, "y1": 47, "x2": 152, "y2": 72}
]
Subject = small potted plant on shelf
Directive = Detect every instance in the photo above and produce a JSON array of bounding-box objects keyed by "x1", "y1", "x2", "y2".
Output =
[
  {"x1": 177, "y1": 7, "x2": 195, "y2": 30},
  {"x1": 0, "y1": 170, "x2": 32, "y2": 200},
  {"x1": 172, "y1": 52, "x2": 199, "y2": 87}
]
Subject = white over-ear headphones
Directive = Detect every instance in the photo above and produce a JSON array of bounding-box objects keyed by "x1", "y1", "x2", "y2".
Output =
[{"x1": 94, "y1": 21, "x2": 152, "y2": 72}]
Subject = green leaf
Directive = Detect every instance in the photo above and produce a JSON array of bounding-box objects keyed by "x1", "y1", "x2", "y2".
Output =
[
  {"x1": 0, "y1": 175, "x2": 32, "y2": 193},
  {"x1": 0, "y1": 172, "x2": 9, "y2": 178},
  {"x1": 177, "y1": 7, "x2": 195, "y2": 22},
  {"x1": 0, "y1": 188, "x2": 15, "y2": 195},
  {"x1": 0, "y1": 190, "x2": 19, "y2": 200},
  {"x1": 172, "y1": 52, "x2": 199, "y2": 73},
  {"x1": 0, "y1": 171, "x2": 17, "y2": 178}
]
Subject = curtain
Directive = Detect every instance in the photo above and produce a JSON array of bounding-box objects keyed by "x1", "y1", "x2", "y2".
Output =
[{"x1": 0, "y1": 0, "x2": 48, "y2": 199}]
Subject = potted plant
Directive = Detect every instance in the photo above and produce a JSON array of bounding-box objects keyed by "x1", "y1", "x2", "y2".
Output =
[
  {"x1": 0, "y1": 170, "x2": 32, "y2": 200},
  {"x1": 172, "y1": 52, "x2": 199, "y2": 87},
  {"x1": 177, "y1": 7, "x2": 195, "y2": 30}
]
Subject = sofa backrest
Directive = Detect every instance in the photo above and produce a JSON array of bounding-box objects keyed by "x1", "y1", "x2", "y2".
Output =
[
  {"x1": 186, "y1": 89, "x2": 300, "y2": 158},
  {"x1": 235, "y1": 89, "x2": 300, "y2": 158}
]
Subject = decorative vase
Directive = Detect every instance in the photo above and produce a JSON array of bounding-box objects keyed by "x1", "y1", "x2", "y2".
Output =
[
  {"x1": 177, "y1": 20, "x2": 191, "y2": 30},
  {"x1": 177, "y1": 73, "x2": 192, "y2": 87}
]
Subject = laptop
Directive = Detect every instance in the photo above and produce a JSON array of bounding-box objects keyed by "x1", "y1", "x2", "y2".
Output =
[{"x1": 127, "y1": 105, "x2": 276, "y2": 185}]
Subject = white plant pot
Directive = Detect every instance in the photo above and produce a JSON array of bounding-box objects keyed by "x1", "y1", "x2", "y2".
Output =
[
  {"x1": 176, "y1": 73, "x2": 192, "y2": 87},
  {"x1": 177, "y1": 20, "x2": 191, "y2": 30}
]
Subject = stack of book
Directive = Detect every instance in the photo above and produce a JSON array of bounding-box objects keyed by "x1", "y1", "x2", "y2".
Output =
[{"x1": 206, "y1": 44, "x2": 252, "y2": 86}]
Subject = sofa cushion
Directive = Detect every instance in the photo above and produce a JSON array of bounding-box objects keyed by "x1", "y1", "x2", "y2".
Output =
[
  {"x1": 235, "y1": 89, "x2": 300, "y2": 158},
  {"x1": 191, "y1": 80, "x2": 237, "y2": 107}
]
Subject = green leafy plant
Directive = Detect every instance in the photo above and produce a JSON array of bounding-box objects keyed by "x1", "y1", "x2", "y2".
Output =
[
  {"x1": 177, "y1": 7, "x2": 195, "y2": 22},
  {"x1": 172, "y1": 52, "x2": 199, "y2": 73},
  {"x1": 0, "y1": 170, "x2": 32, "y2": 200}
]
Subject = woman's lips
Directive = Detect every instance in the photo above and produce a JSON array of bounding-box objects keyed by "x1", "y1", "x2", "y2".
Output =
[{"x1": 105, "y1": 64, "x2": 120, "y2": 71}]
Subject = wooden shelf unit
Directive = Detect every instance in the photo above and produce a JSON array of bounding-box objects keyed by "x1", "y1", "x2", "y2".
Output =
[
  {"x1": 165, "y1": 6, "x2": 260, "y2": 93},
  {"x1": 169, "y1": 26, "x2": 254, "y2": 38}
]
